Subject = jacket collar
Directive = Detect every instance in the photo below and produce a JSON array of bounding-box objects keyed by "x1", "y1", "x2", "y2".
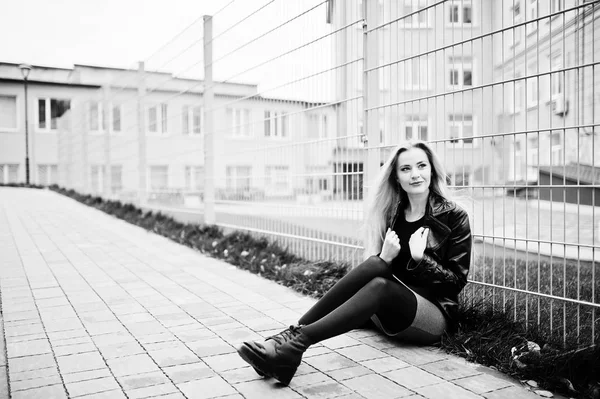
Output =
[{"x1": 391, "y1": 194, "x2": 454, "y2": 228}]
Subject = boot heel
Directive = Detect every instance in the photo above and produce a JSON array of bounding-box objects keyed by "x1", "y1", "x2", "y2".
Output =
[{"x1": 272, "y1": 366, "x2": 298, "y2": 386}]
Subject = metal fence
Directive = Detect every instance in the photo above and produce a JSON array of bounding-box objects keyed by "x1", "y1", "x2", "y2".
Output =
[{"x1": 45, "y1": 0, "x2": 599, "y2": 346}]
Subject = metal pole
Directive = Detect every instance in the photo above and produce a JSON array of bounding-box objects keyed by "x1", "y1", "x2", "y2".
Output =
[
  {"x1": 138, "y1": 62, "x2": 147, "y2": 204},
  {"x1": 24, "y1": 77, "x2": 30, "y2": 185},
  {"x1": 203, "y1": 15, "x2": 215, "y2": 224}
]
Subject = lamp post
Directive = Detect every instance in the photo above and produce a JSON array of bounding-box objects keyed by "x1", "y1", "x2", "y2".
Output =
[{"x1": 18, "y1": 63, "x2": 32, "y2": 185}]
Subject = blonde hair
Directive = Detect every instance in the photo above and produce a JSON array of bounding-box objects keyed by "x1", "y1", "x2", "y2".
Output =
[{"x1": 362, "y1": 140, "x2": 451, "y2": 260}]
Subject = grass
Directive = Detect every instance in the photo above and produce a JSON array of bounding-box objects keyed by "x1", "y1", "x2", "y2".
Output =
[{"x1": 5, "y1": 184, "x2": 597, "y2": 398}]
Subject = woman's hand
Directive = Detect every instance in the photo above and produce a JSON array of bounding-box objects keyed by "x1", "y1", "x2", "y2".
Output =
[
  {"x1": 380, "y1": 228, "x2": 401, "y2": 264},
  {"x1": 409, "y1": 227, "x2": 429, "y2": 262}
]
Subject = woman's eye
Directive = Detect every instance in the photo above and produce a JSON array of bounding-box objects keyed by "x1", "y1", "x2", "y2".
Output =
[{"x1": 400, "y1": 167, "x2": 409, "y2": 172}]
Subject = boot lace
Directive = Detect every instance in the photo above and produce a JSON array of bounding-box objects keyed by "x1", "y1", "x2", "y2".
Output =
[{"x1": 265, "y1": 325, "x2": 302, "y2": 345}]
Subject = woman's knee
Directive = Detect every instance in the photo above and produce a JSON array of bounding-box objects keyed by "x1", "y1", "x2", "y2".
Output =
[{"x1": 355, "y1": 256, "x2": 390, "y2": 275}]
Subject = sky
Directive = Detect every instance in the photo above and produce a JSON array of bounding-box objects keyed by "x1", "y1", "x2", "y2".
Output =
[{"x1": 0, "y1": 0, "x2": 334, "y2": 101}]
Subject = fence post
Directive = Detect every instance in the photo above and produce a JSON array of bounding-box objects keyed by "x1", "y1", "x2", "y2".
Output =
[
  {"x1": 81, "y1": 101, "x2": 89, "y2": 193},
  {"x1": 203, "y1": 15, "x2": 216, "y2": 225},
  {"x1": 362, "y1": 0, "x2": 380, "y2": 227},
  {"x1": 137, "y1": 62, "x2": 147, "y2": 205},
  {"x1": 103, "y1": 85, "x2": 111, "y2": 196}
]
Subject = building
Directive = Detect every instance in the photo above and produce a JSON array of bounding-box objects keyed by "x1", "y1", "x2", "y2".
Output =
[{"x1": 0, "y1": 62, "x2": 337, "y2": 203}]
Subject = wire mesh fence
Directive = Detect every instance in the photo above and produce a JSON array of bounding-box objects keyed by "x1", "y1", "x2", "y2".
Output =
[{"x1": 11, "y1": 0, "x2": 596, "y2": 346}]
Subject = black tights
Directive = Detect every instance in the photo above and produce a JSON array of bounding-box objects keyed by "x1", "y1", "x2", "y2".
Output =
[{"x1": 298, "y1": 256, "x2": 418, "y2": 343}]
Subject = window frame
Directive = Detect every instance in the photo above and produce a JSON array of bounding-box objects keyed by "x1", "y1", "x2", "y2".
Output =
[
  {"x1": 447, "y1": 0, "x2": 473, "y2": 26},
  {"x1": 526, "y1": 60, "x2": 539, "y2": 108},
  {"x1": 265, "y1": 165, "x2": 291, "y2": 195},
  {"x1": 0, "y1": 94, "x2": 18, "y2": 132},
  {"x1": 403, "y1": 57, "x2": 430, "y2": 91},
  {"x1": 183, "y1": 105, "x2": 203, "y2": 136},
  {"x1": 526, "y1": 0, "x2": 538, "y2": 36},
  {"x1": 404, "y1": 116, "x2": 429, "y2": 141},
  {"x1": 185, "y1": 165, "x2": 204, "y2": 192},
  {"x1": 403, "y1": 0, "x2": 430, "y2": 29},
  {"x1": 36, "y1": 97, "x2": 71, "y2": 133},
  {"x1": 448, "y1": 114, "x2": 476, "y2": 147},
  {"x1": 447, "y1": 57, "x2": 474, "y2": 89},
  {"x1": 146, "y1": 103, "x2": 169, "y2": 135},
  {"x1": 148, "y1": 165, "x2": 169, "y2": 191},
  {"x1": 264, "y1": 110, "x2": 290, "y2": 139},
  {"x1": 36, "y1": 164, "x2": 58, "y2": 186}
]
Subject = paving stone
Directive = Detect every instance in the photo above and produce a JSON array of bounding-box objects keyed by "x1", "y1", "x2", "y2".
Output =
[
  {"x1": 5, "y1": 332, "x2": 48, "y2": 344},
  {"x1": 62, "y1": 368, "x2": 113, "y2": 384},
  {"x1": 10, "y1": 366, "x2": 58, "y2": 382},
  {"x1": 288, "y1": 372, "x2": 333, "y2": 388},
  {"x1": 7, "y1": 339, "x2": 52, "y2": 358},
  {"x1": 53, "y1": 342, "x2": 97, "y2": 357},
  {"x1": 233, "y1": 379, "x2": 303, "y2": 399},
  {"x1": 163, "y1": 362, "x2": 215, "y2": 384},
  {"x1": 220, "y1": 366, "x2": 263, "y2": 384},
  {"x1": 482, "y1": 386, "x2": 540, "y2": 399},
  {"x1": 99, "y1": 342, "x2": 146, "y2": 359},
  {"x1": 107, "y1": 353, "x2": 160, "y2": 377},
  {"x1": 303, "y1": 353, "x2": 358, "y2": 372},
  {"x1": 147, "y1": 345, "x2": 199, "y2": 367},
  {"x1": 453, "y1": 373, "x2": 515, "y2": 394},
  {"x1": 326, "y1": 365, "x2": 373, "y2": 381},
  {"x1": 85, "y1": 321, "x2": 128, "y2": 336},
  {"x1": 420, "y1": 358, "x2": 483, "y2": 381},
  {"x1": 304, "y1": 346, "x2": 333, "y2": 358},
  {"x1": 10, "y1": 373, "x2": 63, "y2": 392},
  {"x1": 383, "y1": 366, "x2": 446, "y2": 389},
  {"x1": 414, "y1": 382, "x2": 484, "y2": 399},
  {"x1": 295, "y1": 380, "x2": 354, "y2": 399},
  {"x1": 202, "y1": 353, "x2": 247, "y2": 372},
  {"x1": 11, "y1": 384, "x2": 67, "y2": 399},
  {"x1": 382, "y1": 345, "x2": 448, "y2": 366},
  {"x1": 56, "y1": 352, "x2": 106, "y2": 374},
  {"x1": 65, "y1": 376, "x2": 121, "y2": 397},
  {"x1": 361, "y1": 356, "x2": 411, "y2": 373},
  {"x1": 47, "y1": 329, "x2": 89, "y2": 342},
  {"x1": 125, "y1": 382, "x2": 179, "y2": 399},
  {"x1": 76, "y1": 389, "x2": 127, "y2": 399},
  {"x1": 9, "y1": 354, "x2": 57, "y2": 373},
  {"x1": 43, "y1": 318, "x2": 85, "y2": 333},
  {"x1": 337, "y1": 344, "x2": 388, "y2": 362},
  {"x1": 343, "y1": 374, "x2": 414, "y2": 399},
  {"x1": 321, "y1": 335, "x2": 362, "y2": 349},
  {"x1": 189, "y1": 337, "x2": 235, "y2": 357},
  {"x1": 3, "y1": 310, "x2": 40, "y2": 323},
  {"x1": 50, "y1": 336, "x2": 93, "y2": 347},
  {"x1": 117, "y1": 370, "x2": 171, "y2": 390},
  {"x1": 4, "y1": 323, "x2": 45, "y2": 337},
  {"x1": 178, "y1": 376, "x2": 237, "y2": 399}
]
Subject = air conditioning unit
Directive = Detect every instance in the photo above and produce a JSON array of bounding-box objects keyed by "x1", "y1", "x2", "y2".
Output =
[{"x1": 551, "y1": 94, "x2": 568, "y2": 117}]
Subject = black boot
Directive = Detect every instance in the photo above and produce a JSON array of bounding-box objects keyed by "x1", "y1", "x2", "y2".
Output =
[
  {"x1": 237, "y1": 325, "x2": 313, "y2": 385},
  {"x1": 248, "y1": 325, "x2": 299, "y2": 377}
]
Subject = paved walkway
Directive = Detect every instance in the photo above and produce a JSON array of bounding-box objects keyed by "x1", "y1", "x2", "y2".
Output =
[{"x1": 0, "y1": 188, "x2": 550, "y2": 399}]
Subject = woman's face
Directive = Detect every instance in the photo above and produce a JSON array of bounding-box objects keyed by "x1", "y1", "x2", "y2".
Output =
[{"x1": 395, "y1": 147, "x2": 432, "y2": 196}]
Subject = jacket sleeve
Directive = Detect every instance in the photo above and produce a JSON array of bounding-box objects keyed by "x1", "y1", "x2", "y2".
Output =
[{"x1": 406, "y1": 208, "x2": 472, "y2": 292}]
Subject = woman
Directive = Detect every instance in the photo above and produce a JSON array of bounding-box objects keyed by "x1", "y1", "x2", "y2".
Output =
[{"x1": 237, "y1": 140, "x2": 472, "y2": 386}]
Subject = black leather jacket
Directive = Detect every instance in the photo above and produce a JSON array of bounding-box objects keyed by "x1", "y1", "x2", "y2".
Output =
[{"x1": 390, "y1": 195, "x2": 472, "y2": 330}]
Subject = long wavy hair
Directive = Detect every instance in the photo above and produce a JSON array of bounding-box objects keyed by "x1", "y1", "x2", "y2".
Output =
[{"x1": 362, "y1": 140, "x2": 451, "y2": 260}]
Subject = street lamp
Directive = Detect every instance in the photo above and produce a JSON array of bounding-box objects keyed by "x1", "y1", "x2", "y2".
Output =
[{"x1": 18, "y1": 63, "x2": 32, "y2": 185}]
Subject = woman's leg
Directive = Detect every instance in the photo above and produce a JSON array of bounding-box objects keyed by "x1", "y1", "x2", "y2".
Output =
[
  {"x1": 301, "y1": 276, "x2": 417, "y2": 343},
  {"x1": 298, "y1": 256, "x2": 392, "y2": 326}
]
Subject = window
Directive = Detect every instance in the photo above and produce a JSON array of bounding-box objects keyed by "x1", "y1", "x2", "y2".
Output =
[
  {"x1": 448, "y1": 56, "x2": 473, "y2": 89},
  {"x1": 264, "y1": 111, "x2": 289, "y2": 138},
  {"x1": 111, "y1": 165, "x2": 122, "y2": 193},
  {"x1": 404, "y1": 57, "x2": 429, "y2": 90},
  {"x1": 265, "y1": 166, "x2": 290, "y2": 194},
  {"x1": 551, "y1": 131, "x2": 563, "y2": 165},
  {"x1": 37, "y1": 98, "x2": 70, "y2": 131},
  {"x1": 448, "y1": 1, "x2": 472, "y2": 25},
  {"x1": 147, "y1": 104, "x2": 168, "y2": 134},
  {"x1": 90, "y1": 165, "x2": 105, "y2": 193},
  {"x1": 513, "y1": 73, "x2": 523, "y2": 113},
  {"x1": 226, "y1": 166, "x2": 251, "y2": 191},
  {"x1": 0, "y1": 95, "x2": 17, "y2": 130},
  {"x1": 89, "y1": 101, "x2": 103, "y2": 132},
  {"x1": 307, "y1": 114, "x2": 328, "y2": 139},
  {"x1": 37, "y1": 164, "x2": 57, "y2": 185},
  {"x1": 185, "y1": 166, "x2": 204, "y2": 192},
  {"x1": 111, "y1": 105, "x2": 122, "y2": 133},
  {"x1": 404, "y1": 116, "x2": 428, "y2": 141},
  {"x1": 526, "y1": 0, "x2": 538, "y2": 35},
  {"x1": 227, "y1": 108, "x2": 251, "y2": 137},
  {"x1": 0, "y1": 164, "x2": 19, "y2": 183},
  {"x1": 182, "y1": 106, "x2": 203, "y2": 135},
  {"x1": 550, "y1": 0, "x2": 563, "y2": 14},
  {"x1": 551, "y1": 54, "x2": 563, "y2": 97},
  {"x1": 149, "y1": 165, "x2": 168, "y2": 191},
  {"x1": 448, "y1": 114, "x2": 474, "y2": 145},
  {"x1": 403, "y1": 0, "x2": 428, "y2": 28},
  {"x1": 527, "y1": 135, "x2": 539, "y2": 167},
  {"x1": 527, "y1": 61, "x2": 538, "y2": 107},
  {"x1": 89, "y1": 102, "x2": 121, "y2": 133}
]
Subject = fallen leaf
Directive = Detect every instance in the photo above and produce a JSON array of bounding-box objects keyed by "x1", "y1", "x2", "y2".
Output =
[{"x1": 534, "y1": 390, "x2": 553, "y2": 397}]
